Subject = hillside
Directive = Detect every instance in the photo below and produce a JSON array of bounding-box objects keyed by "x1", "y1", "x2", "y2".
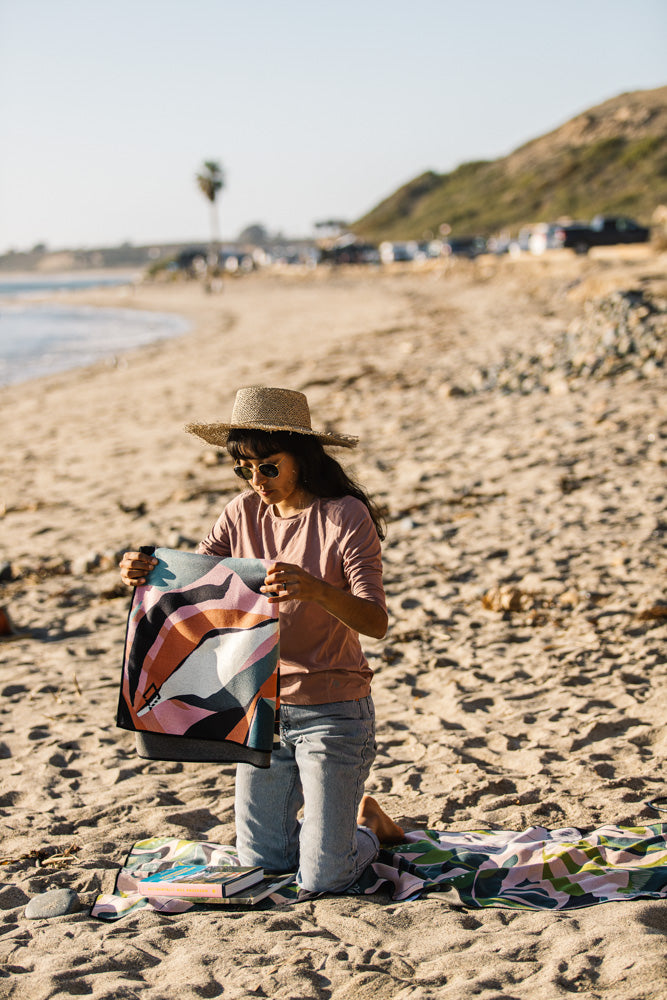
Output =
[{"x1": 353, "y1": 85, "x2": 667, "y2": 241}]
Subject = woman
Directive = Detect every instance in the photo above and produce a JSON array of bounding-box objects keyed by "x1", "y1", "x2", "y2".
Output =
[{"x1": 120, "y1": 386, "x2": 403, "y2": 893}]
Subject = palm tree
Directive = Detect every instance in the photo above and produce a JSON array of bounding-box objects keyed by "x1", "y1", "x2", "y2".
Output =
[{"x1": 196, "y1": 160, "x2": 225, "y2": 272}]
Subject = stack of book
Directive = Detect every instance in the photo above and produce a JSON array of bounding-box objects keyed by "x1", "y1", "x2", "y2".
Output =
[{"x1": 137, "y1": 863, "x2": 295, "y2": 905}]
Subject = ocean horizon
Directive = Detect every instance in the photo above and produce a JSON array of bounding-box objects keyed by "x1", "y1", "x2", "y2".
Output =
[{"x1": 0, "y1": 273, "x2": 190, "y2": 387}]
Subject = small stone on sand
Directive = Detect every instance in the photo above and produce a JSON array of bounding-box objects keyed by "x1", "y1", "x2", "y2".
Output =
[{"x1": 25, "y1": 888, "x2": 80, "y2": 919}]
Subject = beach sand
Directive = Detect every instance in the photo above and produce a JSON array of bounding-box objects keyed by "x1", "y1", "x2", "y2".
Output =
[{"x1": 0, "y1": 250, "x2": 665, "y2": 998}]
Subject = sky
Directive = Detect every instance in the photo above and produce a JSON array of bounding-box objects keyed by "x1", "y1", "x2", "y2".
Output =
[{"x1": 1, "y1": 0, "x2": 665, "y2": 253}]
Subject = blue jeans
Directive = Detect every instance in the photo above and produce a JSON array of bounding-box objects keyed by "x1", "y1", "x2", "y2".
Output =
[{"x1": 234, "y1": 696, "x2": 379, "y2": 893}]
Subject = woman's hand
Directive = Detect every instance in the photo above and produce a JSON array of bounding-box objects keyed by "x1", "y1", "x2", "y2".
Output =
[
  {"x1": 261, "y1": 561, "x2": 387, "y2": 639},
  {"x1": 119, "y1": 551, "x2": 158, "y2": 587},
  {"x1": 261, "y1": 562, "x2": 323, "y2": 605}
]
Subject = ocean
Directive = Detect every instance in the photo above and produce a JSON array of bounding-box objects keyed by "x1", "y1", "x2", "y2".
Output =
[{"x1": 0, "y1": 274, "x2": 191, "y2": 387}]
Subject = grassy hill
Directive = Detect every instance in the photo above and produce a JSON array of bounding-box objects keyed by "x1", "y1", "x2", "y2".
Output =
[{"x1": 353, "y1": 86, "x2": 667, "y2": 241}]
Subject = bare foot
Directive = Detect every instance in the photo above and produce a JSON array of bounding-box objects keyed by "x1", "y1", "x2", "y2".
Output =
[{"x1": 357, "y1": 794, "x2": 405, "y2": 845}]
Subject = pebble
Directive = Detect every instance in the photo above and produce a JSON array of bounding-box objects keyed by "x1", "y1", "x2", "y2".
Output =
[
  {"x1": 70, "y1": 554, "x2": 97, "y2": 576},
  {"x1": 200, "y1": 448, "x2": 225, "y2": 466},
  {"x1": 25, "y1": 888, "x2": 80, "y2": 919},
  {"x1": 398, "y1": 517, "x2": 418, "y2": 531},
  {"x1": 469, "y1": 289, "x2": 666, "y2": 394},
  {"x1": 166, "y1": 531, "x2": 197, "y2": 549},
  {"x1": 71, "y1": 550, "x2": 120, "y2": 575}
]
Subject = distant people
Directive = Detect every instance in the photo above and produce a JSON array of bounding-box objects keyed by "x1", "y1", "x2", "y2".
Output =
[{"x1": 120, "y1": 387, "x2": 403, "y2": 893}]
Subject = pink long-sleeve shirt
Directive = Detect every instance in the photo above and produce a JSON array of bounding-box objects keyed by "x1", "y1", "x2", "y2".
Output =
[{"x1": 198, "y1": 491, "x2": 386, "y2": 704}]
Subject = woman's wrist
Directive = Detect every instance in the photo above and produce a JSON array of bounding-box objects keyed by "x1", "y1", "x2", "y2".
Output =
[
  {"x1": 313, "y1": 579, "x2": 387, "y2": 639},
  {"x1": 312, "y1": 577, "x2": 334, "y2": 609}
]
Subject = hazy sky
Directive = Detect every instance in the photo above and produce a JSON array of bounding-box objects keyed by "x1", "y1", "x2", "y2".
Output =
[{"x1": 1, "y1": 0, "x2": 665, "y2": 252}]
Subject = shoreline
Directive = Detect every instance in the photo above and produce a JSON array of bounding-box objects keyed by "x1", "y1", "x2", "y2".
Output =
[
  {"x1": 0, "y1": 290, "x2": 192, "y2": 390},
  {"x1": 0, "y1": 267, "x2": 143, "y2": 303}
]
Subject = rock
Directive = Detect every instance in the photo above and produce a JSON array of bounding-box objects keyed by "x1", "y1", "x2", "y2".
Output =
[
  {"x1": 398, "y1": 517, "x2": 417, "y2": 531},
  {"x1": 166, "y1": 531, "x2": 196, "y2": 549},
  {"x1": 558, "y1": 589, "x2": 580, "y2": 608},
  {"x1": 200, "y1": 448, "x2": 224, "y2": 466},
  {"x1": 482, "y1": 586, "x2": 536, "y2": 612},
  {"x1": 70, "y1": 553, "x2": 99, "y2": 576},
  {"x1": 98, "y1": 550, "x2": 120, "y2": 571},
  {"x1": 468, "y1": 288, "x2": 666, "y2": 395},
  {"x1": 102, "y1": 766, "x2": 137, "y2": 785},
  {"x1": 25, "y1": 888, "x2": 80, "y2": 919}
]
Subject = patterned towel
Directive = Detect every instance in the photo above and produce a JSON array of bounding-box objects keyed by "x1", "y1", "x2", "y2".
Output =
[
  {"x1": 116, "y1": 548, "x2": 279, "y2": 767},
  {"x1": 91, "y1": 823, "x2": 667, "y2": 920}
]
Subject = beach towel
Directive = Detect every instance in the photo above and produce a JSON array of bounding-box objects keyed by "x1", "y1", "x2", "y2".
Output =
[
  {"x1": 91, "y1": 823, "x2": 667, "y2": 920},
  {"x1": 116, "y1": 548, "x2": 279, "y2": 767}
]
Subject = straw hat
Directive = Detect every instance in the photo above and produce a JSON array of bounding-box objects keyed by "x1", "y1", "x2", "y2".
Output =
[{"x1": 185, "y1": 386, "x2": 358, "y2": 449}]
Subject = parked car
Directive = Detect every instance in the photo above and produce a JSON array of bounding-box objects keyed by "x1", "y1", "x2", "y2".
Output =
[
  {"x1": 415, "y1": 240, "x2": 446, "y2": 259},
  {"x1": 443, "y1": 236, "x2": 487, "y2": 258},
  {"x1": 379, "y1": 241, "x2": 417, "y2": 263},
  {"x1": 560, "y1": 215, "x2": 650, "y2": 254},
  {"x1": 219, "y1": 251, "x2": 255, "y2": 273},
  {"x1": 175, "y1": 247, "x2": 208, "y2": 273},
  {"x1": 528, "y1": 223, "x2": 567, "y2": 255},
  {"x1": 486, "y1": 233, "x2": 511, "y2": 255},
  {"x1": 319, "y1": 242, "x2": 380, "y2": 265}
]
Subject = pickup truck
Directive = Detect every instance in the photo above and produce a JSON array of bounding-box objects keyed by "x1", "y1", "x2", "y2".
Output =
[{"x1": 560, "y1": 215, "x2": 650, "y2": 254}]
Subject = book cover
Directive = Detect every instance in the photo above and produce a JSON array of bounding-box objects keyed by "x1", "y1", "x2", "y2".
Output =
[
  {"x1": 191, "y1": 872, "x2": 297, "y2": 906},
  {"x1": 137, "y1": 863, "x2": 263, "y2": 898}
]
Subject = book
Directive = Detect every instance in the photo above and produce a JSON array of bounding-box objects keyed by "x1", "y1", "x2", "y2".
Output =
[
  {"x1": 192, "y1": 871, "x2": 297, "y2": 906},
  {"x1": 137, "y1": 863, "x2": 263, "y2": 898}
]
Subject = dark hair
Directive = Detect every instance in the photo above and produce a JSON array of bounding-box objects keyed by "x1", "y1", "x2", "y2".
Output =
[{"x1": 227, "y1": 429, "x2": 386, "y2": 540}]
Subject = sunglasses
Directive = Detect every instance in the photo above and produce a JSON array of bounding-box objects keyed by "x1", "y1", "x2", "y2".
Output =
[{"x1": 233, "y1": 457, "x2": 285, "y2": 481}]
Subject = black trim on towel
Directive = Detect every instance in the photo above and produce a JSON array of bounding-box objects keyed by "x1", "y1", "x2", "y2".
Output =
[{"x1": 134, "y1": 731, "x2": 271, "y2": 767}]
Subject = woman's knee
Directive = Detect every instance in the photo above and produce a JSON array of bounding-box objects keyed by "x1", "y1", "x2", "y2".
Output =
[
  {"x1": 298, "y1": 858, "x2": 355, "y2": 894},
  {"x1": 297, "y1": 826, "x2": 378, "y2": 893}
]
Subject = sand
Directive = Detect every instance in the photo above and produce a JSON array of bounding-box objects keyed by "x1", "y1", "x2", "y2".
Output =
[{"x1": 0, "y1": 249, "x2": 665, "y2": 999}]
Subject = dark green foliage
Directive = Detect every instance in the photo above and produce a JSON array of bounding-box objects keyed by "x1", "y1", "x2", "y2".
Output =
[
  {"x1": 354, "y1": 96, "x2": 667, "y2": 240},
  {"x1": 358, "y1": 171, "x2": 441, "y2": 233}
]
